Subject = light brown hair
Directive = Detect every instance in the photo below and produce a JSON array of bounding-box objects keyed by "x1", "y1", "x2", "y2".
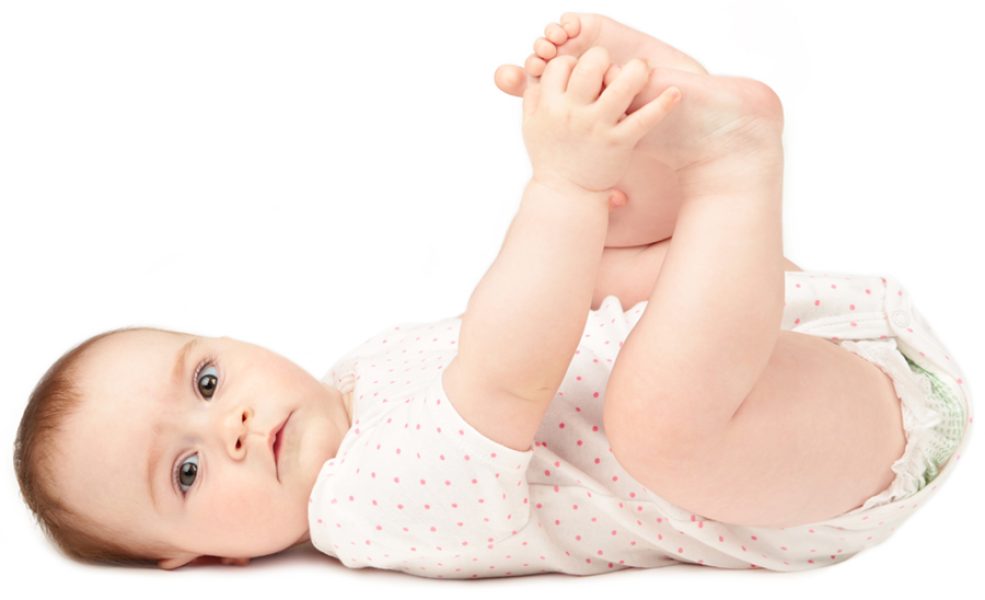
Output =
[{"x1": 13, "y1": 325, "x2": 186, "y2": 567}]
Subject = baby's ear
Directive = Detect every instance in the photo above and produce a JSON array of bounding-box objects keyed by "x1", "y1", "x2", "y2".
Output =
[
  {"x1": 158, "y1": 554, "x2": 200, "y2": 570},
  {"x1": 158, "y1": 555, "x2": 251, "y2": 569}
]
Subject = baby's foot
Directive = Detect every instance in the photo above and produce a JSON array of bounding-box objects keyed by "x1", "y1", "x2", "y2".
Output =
[
  {"x1": 495, "y1": 13, "x2": 781, "y2": 176},
  {"x1": 494, "y1": 13, "x2": 782, "y2": 246},
  {"x1": 492, "y1": 12, "x2": 731, "y2": 249},
  {"x1": 626, "y1": 66, "x2": 785, "y2": 192},
  {"x1": 600, "y1": 68, "x2": 784, "y2": 244},
  {"x1": 494, "y1": 12, "x2": 708, "y2": 99}
]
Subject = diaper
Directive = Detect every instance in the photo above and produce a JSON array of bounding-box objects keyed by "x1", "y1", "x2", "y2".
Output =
[{"x1": 837, "y1": 337, "x2": 968, "y2": 511}]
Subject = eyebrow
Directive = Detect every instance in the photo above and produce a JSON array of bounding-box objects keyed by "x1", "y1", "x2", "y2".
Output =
[{"x1": 147, "y1": 336, "x2": 199, "y2": 513}]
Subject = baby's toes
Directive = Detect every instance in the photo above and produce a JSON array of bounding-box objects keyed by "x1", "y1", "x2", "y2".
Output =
[
  {"x1": 559, "y1": 13, "x2": 581, "y2": 37},
  {"x1": 493, "y1": 64, "x2": 527, "y2": 97},
  {"x1": 524, "y1": 53, "x2": 548, "y2": 77},
  {"x1": 533, "y1": 36, "x2": 559, "y2": 61},
  {"x1": 525, "y1": 21, "x2": 576, "y2": 80},
  {"x1": 544, "y1": 22, "x2": 569, "y2": 45}
]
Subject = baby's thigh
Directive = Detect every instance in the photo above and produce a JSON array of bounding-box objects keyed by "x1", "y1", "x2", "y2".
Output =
[{"x1": 609, "y1": 330, "x2": 907, "y2": 528}]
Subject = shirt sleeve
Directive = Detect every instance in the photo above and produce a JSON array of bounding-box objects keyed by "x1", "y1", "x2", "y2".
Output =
[{"x1": 308, "y1": 375, "x2": 536, "y2": 572}]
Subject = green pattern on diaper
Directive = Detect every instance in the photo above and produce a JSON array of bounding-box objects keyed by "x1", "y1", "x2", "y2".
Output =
[{"x1": 902, "y1": 355, "x2": 967, "y2": 489}]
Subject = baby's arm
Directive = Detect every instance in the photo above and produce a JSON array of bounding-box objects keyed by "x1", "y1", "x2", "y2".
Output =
[
  {"x1": 443, "y1": 180, "x2": 609, "y2": 451},
  {"x1": 454, "y1": 178, "x2": 611, "y2": 400},
  {"x1": 447, "y1": 50, "x2": 680, "y2": 425}
]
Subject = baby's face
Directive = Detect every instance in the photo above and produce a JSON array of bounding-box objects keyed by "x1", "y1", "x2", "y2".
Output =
[{"x1": 53, "y1": 329, "x2": 352, "y2": 568}]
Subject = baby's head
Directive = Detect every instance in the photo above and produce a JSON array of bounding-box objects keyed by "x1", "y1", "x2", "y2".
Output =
[{"x1": 14, "y1": 326, "x2": 353, "y2": 569}]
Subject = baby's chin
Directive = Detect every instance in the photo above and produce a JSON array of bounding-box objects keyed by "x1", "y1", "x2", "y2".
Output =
[
  {"x1": 290, "y1": 528, "x2": 312, "y2": 548},
  {"x1": 291, "y1": 405, "x2": 344, "y2": 495}
]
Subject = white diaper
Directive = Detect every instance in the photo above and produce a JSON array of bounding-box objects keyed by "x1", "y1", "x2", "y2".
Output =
[{"x1": 837, "y1": 337, "x2": 967, "y2": 511}]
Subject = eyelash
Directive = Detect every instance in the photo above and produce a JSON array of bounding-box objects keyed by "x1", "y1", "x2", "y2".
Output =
[{"x1": 172, "y1": 354, "x2": 219, "y2": 498}]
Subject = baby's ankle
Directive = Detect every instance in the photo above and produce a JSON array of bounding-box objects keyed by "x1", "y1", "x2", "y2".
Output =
[{"x1": 679, "y1": 144, "x2": 784, "y2": 199}]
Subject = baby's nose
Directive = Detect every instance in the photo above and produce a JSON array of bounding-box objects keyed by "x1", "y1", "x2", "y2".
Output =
[{"x1": 226, "y1": 406, "x2": 254, "y2": 451}]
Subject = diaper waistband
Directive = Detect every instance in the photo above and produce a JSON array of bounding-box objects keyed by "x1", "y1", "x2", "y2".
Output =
[{"x1": 783, "y1": 272, "x2": 961, "y2": 379}]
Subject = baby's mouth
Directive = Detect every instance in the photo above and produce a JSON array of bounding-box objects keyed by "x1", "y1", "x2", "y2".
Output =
[
  {"x1": 274, "y1": 428, "x2": 284, "y2": 465},
  {"x1": 272, "y1": 412, "x2": 292, "y2": 481}
]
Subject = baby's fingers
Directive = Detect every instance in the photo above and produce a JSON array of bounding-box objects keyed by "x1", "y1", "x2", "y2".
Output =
[
  {"x1": 595, "y1": 59, "x2": 650, "y2": 122},
  {"x1": 613, "y1": 85, "x2": 682, "y2": 145}
]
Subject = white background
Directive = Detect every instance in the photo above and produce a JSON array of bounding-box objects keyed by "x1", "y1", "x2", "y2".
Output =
[{"x1": 2, "y1": 0, "x2": 981, "y2": 596}]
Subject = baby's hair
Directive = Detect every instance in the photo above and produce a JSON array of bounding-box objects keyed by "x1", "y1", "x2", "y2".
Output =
[{"x1": 13, "y1": 325, "x2": 190, "y2": 567}]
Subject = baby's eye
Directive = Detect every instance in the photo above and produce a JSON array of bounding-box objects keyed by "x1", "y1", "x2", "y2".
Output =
[
  {"x1": 175, "y1": 454, "x2": 198, "y2": 494},
  {"x1": 196, "y1": 364, "x2": 219, "y2": 399}
]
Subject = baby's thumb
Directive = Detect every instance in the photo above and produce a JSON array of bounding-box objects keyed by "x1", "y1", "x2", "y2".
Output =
[{"x1": 608, "y1": 188, "x2": 628, "y2": 211}]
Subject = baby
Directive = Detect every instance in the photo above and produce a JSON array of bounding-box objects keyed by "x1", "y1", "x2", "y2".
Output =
[{"x1": 14, "y1": 13, "x2": 973, "y2": 578}]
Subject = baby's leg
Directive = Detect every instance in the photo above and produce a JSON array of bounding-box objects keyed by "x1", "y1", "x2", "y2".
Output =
[
  {"x1": 601, "y1": 170, "x2": 909, "y2": 528},
  {"x1": 496, "y1": 13, "x2": 710, "y2": 248},
  {"x1": 603, "y1": 69, "x2": 787, "y2": 446}
]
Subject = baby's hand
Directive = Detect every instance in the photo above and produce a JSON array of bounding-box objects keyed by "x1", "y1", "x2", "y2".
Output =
[{"x1": 521, "y1": 46, "x2": 681, "y2": 197}]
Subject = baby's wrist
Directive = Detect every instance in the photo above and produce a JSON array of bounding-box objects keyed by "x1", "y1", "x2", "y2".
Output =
[{"x1": 529, "y1": 174, "x2": 611, "y2": 204}]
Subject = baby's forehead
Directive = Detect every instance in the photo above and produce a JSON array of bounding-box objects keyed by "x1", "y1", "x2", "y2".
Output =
[
  {"x1": 76, "y1": 329, "x2": 189, "y2": 385},
  {"x1": 93, "y1": 328, "x2": 187, "y2": 357},
  {"x1": 65, "y1": 330, "x2": 194, "y2": 444}
]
